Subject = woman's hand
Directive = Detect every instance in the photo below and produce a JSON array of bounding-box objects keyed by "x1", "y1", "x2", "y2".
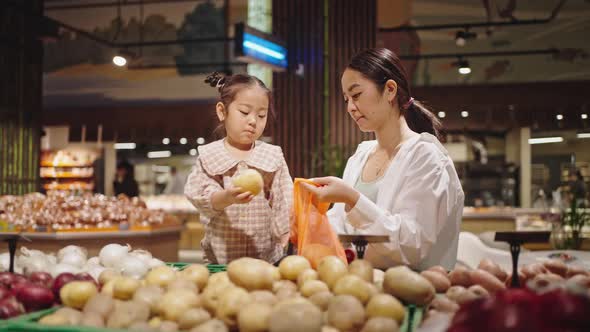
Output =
[
  {"x1": 211, "y1": 188, "x2": 254, "y2": 210},
  {"x1": 300, "y1": 177, "x2": 360, "y2": 207}
]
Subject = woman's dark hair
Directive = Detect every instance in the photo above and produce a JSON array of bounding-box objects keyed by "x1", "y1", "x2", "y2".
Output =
[
  {"x1": 346, "y1": 48, "x2": 442, "y2": 139},
  {"x1": 205, "y1": 72, "x2": 274, "y2": 137}
]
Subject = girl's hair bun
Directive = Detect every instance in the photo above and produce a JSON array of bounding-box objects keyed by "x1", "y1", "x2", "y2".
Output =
[{"x1": 205, "y1": 72, "x2": 226, "y2": 91}]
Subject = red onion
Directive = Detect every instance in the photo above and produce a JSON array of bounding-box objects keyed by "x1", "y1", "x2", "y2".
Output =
[
  {"x1": 0, "y1": 272, "x2": 16, "y2": 287},
  {"x1": 75, "y1": 272, "x2": 98, "y2": 287},
  {"x1": 0, "y1": 287, "x2": 13, "y2": 301},
  {"x1": 0, "y1": 297, "x2": 25, "y2": 319},
  {"x1": 29, "y1": 272, "x2": 53, "y2": 288},
  {"x1": 15, "y1": 284, "x2": 55, "y2": 312},
  {"x1": 51, "y1": 273, "x2": 75, "y2": 300}
]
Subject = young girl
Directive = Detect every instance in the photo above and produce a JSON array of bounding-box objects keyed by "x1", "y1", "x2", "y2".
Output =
[{"x1": 185, "y1": 72, "x2": 292, "y2": 264}]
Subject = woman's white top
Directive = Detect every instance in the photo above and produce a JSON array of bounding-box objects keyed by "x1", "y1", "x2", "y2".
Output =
[{"x1": 328, "y1": 133, "x2": 464, "y2": 270}]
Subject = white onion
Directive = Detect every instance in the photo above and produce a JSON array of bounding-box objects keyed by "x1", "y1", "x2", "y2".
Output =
[
  {"x1": 118, "y1": 256, "x2": 148, "y2": 279},
  {"x1": 51, "y1": 263, "x2": 80, "y2": 277},
  {"x1": 57, "y1": 245, "x2": 88, "y2": 261},
  {"x1": 20, "y1": 247, "x2": 46, "y2": 258},
  {"x1": 99, "y1": 244, "x2": 131, "y2": 268},
  {"x1": 0, "y1": 253, "x2": 13, "y2": 271},
  {"x1": 86, "y1": 256, "x2": 100, "y2": 266},
  {"x1": 21, "y1": 255, "x2": 51, "y2": 276},
  {"x1": 59, "y1": 252, "x2": 87, "y2": 268},
  {"x1": 129, "y1": 249, "x2": 153, "y2": 265},
  {"x1": 148, "y1": 258, "x2": 165, "y2": 269},
  {"x1": 87, "y1": 265, "x2": 107, "y2": 281},
  {"x1": 47, "y1": 255, "x2": 57, "y2": 265}
]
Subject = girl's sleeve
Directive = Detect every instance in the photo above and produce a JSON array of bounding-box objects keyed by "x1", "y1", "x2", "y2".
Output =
[{"x1": 184, "y1": 157, "x2": 224, "y2": 225}]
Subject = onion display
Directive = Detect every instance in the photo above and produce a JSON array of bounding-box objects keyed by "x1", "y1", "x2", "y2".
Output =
[{"x1": 15, "y1": 284, "x2": 55, "y2": 312}]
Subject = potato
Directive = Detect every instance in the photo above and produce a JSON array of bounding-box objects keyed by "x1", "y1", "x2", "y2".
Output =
[
  {"x1": 420, "y1": 270, "x2": 451, "y2": 293},
  {"x1": 61, "y1": 281, "x2": 99, "y2": 309},
  {"x1": 269, "y1": 302, "x2": 323, "y2": 332},
  {"x1": 216, "y1": 287, "x2": 252, "y2": 327},
  {"x1": 327, "y1": 295, "x2": 365, "y2": 331},
  {"x1": 39, "y1": 314, "x2": 70, "y2": 326},
  {"x1": 348, "y1": 260, "x2": 374, "y2": 282},
  {"x1": 321, "y1": 326, "x2": 340, "y2": 332},
  {"x1": 83, "y1": 294, "x2": 115, "y2": 319},
  {"x1": 178, "y1": 264, "x2": 210, "y2": 290},
  {"x1": 80, "y1": 311, "x2": 104, "y2": 328},
  {"x1": 455, "y1": 290, "x2": 480, "y2": 305},
  {"x1": 113, "y1": 277, "x2": 141, "y2": 300},
  {"x1": 383, "y1": 266, "x2": 435, "y2": 305},
  {"x1": 478, "y1": 258, "x2": 508, "y2": 281},
  {"x1": 317, "y1": 256, "x2": 348, "y2": 290},
  {"x1": 107, "y1": 301, "x2": 150, "y2": 328},
  {"x1": 228, "y1": 257, "x2": 275, "y2": 291},
  {"x1": 232, "y1": 169, "x2": 264, "y2": 196},
  {"x1": 448, "y1": 267, "x2": 472, "y2": 287},
  {"x1": 145, "y1": 266, "x2": 177, "y2": 288},
  {"x1": 428, "y1": 295, "x2": 459, "y2": 313},
  {"x1": 98, "y1": 269, "x2": 120, "y2": 286},
  {"x1": 158, "y1": 289, "x2": 201, "y2": 321},
  {"x1": 237, "y1": 302, "x2": 272, "y2": 332},
  {"x1": 273, "y1": 280, "x2": 298, "y2": 294},
  {"x1": 333, "y1": 274, "x2": 372, "y2": 304},
  {"x1": 275, "y1": 287, "x2": 299, "y2": 301},
  {"x1": 133, "y1": 285, "x2": 165, "y2": 314},
  {"x1": 365, "y1": 293, "x2": 405, "y2": 323},
  {"x1": 178, "y1": 308, "x2": 211, "y2": 330},
  {"x1": 566, "y1": 265, "x2": 588, "y2": 278},
  {"x1": 160, "y1": 320, "x2": 179, "y2": 332},
  {"x1": 543, "y1": 259, "x2": 568, "y2": 277},
  {"x1": 468, "y1": 285, "x2": 489, "y2": 298},
  {"x1": 567, "y1": 274, "x2": 590, "y2": 288},
  {"x1": 361, "y1": 317, "x2": 399, "y2": 332},
  {"x1": 469, "y1": 269, "x2": 505, "y2": 294},
  {"x1": 445, "y1": 286, "x2": 467, "y2": 303},
  {"x1": 279, "y1": 256, "x2": 312, "y2": 281},
  {"x1": 249, "y1": 290, "x2": 277, "y2": 306},
  {"x1": 297, "y1": 269, "x2": 319, "y2": 289},
  {"x1": 208, "y1": 272, "x2": 232, "y2": 287},
  {"x1": 309, "y1": 291, "x2": 333, "y2": 311},
  {"x1": 301, "y1": 280, "x2": 330, "y2": 298},
  {"x1": 427, "y1": 266, "x2": 448, "y2": 277},
  {"x1": 190, "y1": 319, "x2": 228, "y2": 332},
  {"x1": 167, "y1": 278, "x2": 198, "y2": 292},
  {"x1": 129, "y1": 321, "x2": 156, "y2": 332}
]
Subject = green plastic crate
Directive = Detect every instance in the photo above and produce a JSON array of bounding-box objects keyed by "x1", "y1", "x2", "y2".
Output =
[{"x1": 166, "y1": 262, "x2": 226, "y2": 273}]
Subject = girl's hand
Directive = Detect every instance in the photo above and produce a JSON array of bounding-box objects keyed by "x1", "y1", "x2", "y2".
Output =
[
  {"x1": 300, "y1": 177, "x2": 360, "y2": 207},
  {"x1": 211, "y1": 187, "x2": 254, "y2": 210}
]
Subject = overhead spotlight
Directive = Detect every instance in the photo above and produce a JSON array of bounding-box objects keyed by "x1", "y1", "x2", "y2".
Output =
[
  {"x1": 196, "y1": 137, "x2": 205, "y2": 145},
  {"x1": 453, "y1": 58, "x2": 471, "y2": 75},
  {"x1": 438, "y1": 111, "x2": 446, "y2": 118},
  {"x1": 455, "y1": 30, "x2": 477, "y2": 47},
  {"x1": 461, "y1": 111, "x2": 469, "y2": 118},
  {"x1": 162, "y1": 138, "x2": 170, "y2": 145},
  {"x1": 112, "y1": 49, "x2": 136, "y2": 67},
  {"x1": 556, "y1": 114, "x2": 564, "y2": 120},
  {"x1": 180, "y1": 137, "x2": 187, "y2": 145},
  {"x1": 189, "y1": 149, "x2": 197, "y2": 156},
  {"x1": 582, "y1": 113, "x2": 588, "y2": 120}
]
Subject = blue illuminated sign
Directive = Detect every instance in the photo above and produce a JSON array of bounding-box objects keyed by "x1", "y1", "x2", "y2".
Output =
[{"x1": 235, "y1": 23, "x2": 288, "y2": 71}]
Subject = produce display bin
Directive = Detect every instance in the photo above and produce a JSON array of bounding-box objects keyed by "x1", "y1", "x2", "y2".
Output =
[{"x1": 166, "y1": 262, "x2": 226, "y2": 273}]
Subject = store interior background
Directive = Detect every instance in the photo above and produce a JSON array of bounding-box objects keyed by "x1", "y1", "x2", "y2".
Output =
[{"x1": 2, "y1": 0, "x2": 589, "y2": 259}]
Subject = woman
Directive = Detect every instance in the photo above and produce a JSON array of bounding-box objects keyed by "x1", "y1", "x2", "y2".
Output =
[{"x1": 302, "y1": 48, "x2": 464, "y2": 270}]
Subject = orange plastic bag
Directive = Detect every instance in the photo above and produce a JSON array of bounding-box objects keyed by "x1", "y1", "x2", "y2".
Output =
[{"x1": 290, "y1": 178, "x2": 347, "y2": 268}]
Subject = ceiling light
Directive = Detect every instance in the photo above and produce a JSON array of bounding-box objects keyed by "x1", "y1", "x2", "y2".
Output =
[
  {"x1": 556, "y1": 114, "x2": 563, "y2": 120},
  {"x1": 461, "y1": 111, "x2": 469, "y2": 118},
  {"x1": 528, "y1": 137, "x2": 564, "y2": 144},
  {"x1": 147, "y1": 150, "x2": 172, "y2": 158},
  {"x1": 455, "y1": 30, "x2": 477, "y2": 47},
  {"x1": 196, "y1": 137, "x2": 205, "y2": 145},
  {"x1": 577, "y1": 132, "x2": 590, "y2": 139},
  {"x1": 180, "y1": 137, "x2": 187, "y2": 145},
  {"x1": 114, "y1": 143, "x2": 136, "y2": 150},
  {"x1": 438, "y1": 111, "x2": 446, "y2": 118},
  {"x1": 162, "y1": 138, "x2": 170, "y2": 145},
  {"x1": 581, "y1": 113, "x2": 588, "y2": 120},
  {"x1": 189, "y1": 149, "x2": 197, "y2": 156}
]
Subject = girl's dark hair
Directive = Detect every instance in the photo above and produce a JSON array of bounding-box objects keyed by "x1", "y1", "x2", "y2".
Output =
[
  {"x1": 347, "y1": 48, "x2": 442, "y2": 139},
  {"x1": 205, "y1": 72, "x2": 274, "y2": 137}
]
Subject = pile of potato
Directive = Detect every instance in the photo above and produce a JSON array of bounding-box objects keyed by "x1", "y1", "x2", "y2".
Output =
[{"x1": 38, "y1": 255, "x2": 437, "y2": 332}]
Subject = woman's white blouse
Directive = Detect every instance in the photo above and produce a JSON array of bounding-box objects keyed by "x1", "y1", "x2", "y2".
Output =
[{"x1": 328, "y1": 133, "x2": 464, "y2": 271}]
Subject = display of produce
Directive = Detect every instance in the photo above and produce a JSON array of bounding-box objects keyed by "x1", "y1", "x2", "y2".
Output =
[
  {"x1": 40, "y1": 149, "x2": 99, "y2": 192},
  {"x1": 0, "y1": 192, "x2": 179, "y2": 231},
  {"x1": 142, "y1": 195, "x2": 197, "y2": 213}
]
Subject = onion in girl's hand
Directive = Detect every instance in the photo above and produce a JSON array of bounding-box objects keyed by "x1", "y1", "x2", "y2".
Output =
[{"x1": 232, "y1": 169, "x2": 264, "y2": 196}]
